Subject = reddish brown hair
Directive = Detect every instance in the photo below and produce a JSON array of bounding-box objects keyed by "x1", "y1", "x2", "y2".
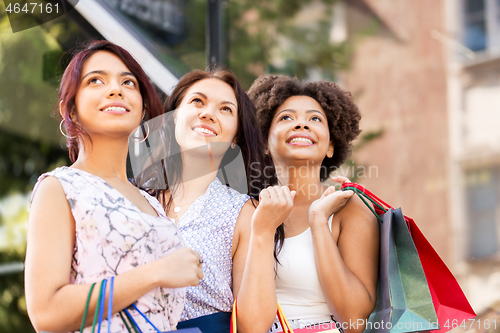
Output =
[{"x1": 58, "y1": 40, "x2": 163, "y2": 162}]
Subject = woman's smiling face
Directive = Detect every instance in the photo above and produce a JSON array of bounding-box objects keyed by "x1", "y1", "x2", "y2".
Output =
[
  {"x1": 268, "y1": 95, "x2": 333, "y2": 165},
  {"x1": 73, "y1": 51, "x2": 143, "y2": 139},
  {"x1": 174, "y1": 78, "x2": 239, "y2": 152}
]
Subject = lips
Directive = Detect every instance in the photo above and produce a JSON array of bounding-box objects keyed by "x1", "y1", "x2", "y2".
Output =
[
  {"x1": 287, "y1": 134, "x2": 316, "y2": 145},
  {"x1": 100, "y1": 103, "x2": 130, "y2": 113},
  {"x1": 192, "y1": 124, "x2": 218, "y2": 137}
]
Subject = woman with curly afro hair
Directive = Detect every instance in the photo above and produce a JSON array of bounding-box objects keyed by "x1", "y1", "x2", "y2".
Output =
[{"x1": 247, "y1": 75, "x2": 379, "y2": 333}]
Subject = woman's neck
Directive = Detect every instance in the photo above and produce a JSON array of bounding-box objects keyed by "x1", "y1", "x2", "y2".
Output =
[
  {"x1": 72, "y1": 137, "x2": 129, "y2": 181},
  {"x1": 172, "y1": 171, "x2": 218, "y2": 203},
  {"x1": 166, "y1": 148, "x2": 223, "y2": 210},
  {"x1": 274, "y1": 160, "x2": 326, "y2": 204}
]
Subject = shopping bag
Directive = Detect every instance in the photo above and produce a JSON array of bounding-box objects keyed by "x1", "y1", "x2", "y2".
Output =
[
  {"x1": 342, "y1": 182, "x2": 476, "y2": 333},
  {"x1": 362, "y1": 208, "x2": 438, "y2": 333},
  {"x1": 230, "y1": 299, "x2": 339, "y2": 333},
  {"x1": 406, "y1": 218, "x2": 476, "y2": 333}
]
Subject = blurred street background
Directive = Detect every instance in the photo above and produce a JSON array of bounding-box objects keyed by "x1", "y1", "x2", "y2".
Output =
[{"x1": 1, "y1": 0, "x2": 499, "y2": 331}]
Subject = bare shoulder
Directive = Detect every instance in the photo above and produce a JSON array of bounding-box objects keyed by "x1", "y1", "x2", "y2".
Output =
[
  {"x1": 28, "y1": 175, "x2": 75, "y2": 247},
  {"x1": 335, "y1": 193, "x2": 379, "y2": 297},
  {"x1": 30, "y1": 175, "x2": 74, "y2": 227},
  {"x1": 336, "y1": 193, "x2": 378, "y2": 235},
  {"x1": 240, "y1": 198, "x2": 258, "y2": 215},
  {"x1": 234, "y1": 198, "x2": 257, "y2": 232},
  {"x1": 31, "y1": 176, "x2": 66, "y2": 205}
]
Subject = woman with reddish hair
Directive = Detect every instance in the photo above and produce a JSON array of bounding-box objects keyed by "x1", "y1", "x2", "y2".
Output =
[{"x1": 25, "y1": 40, "x2": 203, "y2": 332}]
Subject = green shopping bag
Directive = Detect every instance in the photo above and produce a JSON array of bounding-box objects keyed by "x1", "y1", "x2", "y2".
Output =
[{"x1": 364, "y1": 208, "x2": 439, "y2": 333}]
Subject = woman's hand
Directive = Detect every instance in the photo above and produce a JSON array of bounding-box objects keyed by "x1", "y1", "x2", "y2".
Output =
[
  {"x1": 152, "y1": 247, "x2": 203, "y2": 288},
  {"x1": 330, "y1": 175, "x2": 351, "y2": 185},
  {"x1": 309, "y1": 186, "x2": 354, "y2": 222},
  {"x1": 232, "y1": 186, "x2": 295, "y2": 333},
  {"x1": 251, "y1": 186, "x2": 296, "y2": 236}
]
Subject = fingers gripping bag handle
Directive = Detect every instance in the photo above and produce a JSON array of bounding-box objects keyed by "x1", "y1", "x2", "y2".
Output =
[{"x1": 341, "y1": 182, "x2": 412, "y2": 228}]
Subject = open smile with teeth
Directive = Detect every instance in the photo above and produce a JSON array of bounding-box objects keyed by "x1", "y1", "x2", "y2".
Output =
[
  {"x1": 289, "y1": 137, "x2": 314, "y2": 144},
  {"x1": 102, "y1": 106, "x2": 128, "y2": 112},
  {"x1": 193, "y1": 127, "x2": 217, "y2": 136}
]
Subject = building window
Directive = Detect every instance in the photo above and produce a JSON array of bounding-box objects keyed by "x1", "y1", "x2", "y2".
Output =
[
  {"x1": 461, "y1": 0, "x2": 500, "y2": 56},
  {"x1": 465, "y1": 167, "x2": 500, "y2": 260},
  {"x1": 464, "y1": 0, "x2": 487, "y2": 51}
]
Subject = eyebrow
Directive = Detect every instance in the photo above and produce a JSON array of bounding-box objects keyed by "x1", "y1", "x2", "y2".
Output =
[
  {"x1": 81, "y1": 70, "x2": 136, "y2": 81},
  {"x1": 191, "y1": 92, "x2": 237, "y2": 107},
  {"x1": 275, "y1": 109, "x2": 325, "y2": 117}
]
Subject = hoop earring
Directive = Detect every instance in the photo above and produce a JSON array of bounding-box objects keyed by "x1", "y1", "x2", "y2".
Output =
[
  {"x1": 59, "y1": 119, "x2": 76, "y2": 139},
  {"x1": 131, "y1": 121, "x2": 150, "y2": 143}
]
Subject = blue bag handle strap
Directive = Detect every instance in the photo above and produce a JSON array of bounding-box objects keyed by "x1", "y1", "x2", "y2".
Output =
[
  {"x1": 123, "y1": 308, "x2": 144, "y2": 333},
  {"x1": 107, "y1": 276, "x2": 114, "y2": 333},
  {"x1": 131, "y1": 303, "x2": 163, "y2": 333},
  {"x1": 92, "y1": 280, "x2": 107, "y2": 333},
  {"x1": 97, "y1": 279, "x2": 108, "y2": 333}
]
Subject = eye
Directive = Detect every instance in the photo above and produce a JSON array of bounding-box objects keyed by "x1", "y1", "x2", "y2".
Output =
[
  {"x1": 191, "y1": 97, "x2": 204, "y2": 106},
  {"x1": 88, "y1": 77, "x2": 104, "y2": 85},
  {"x1": 279, "y1": 115, "x2": 292, "y2": 121},
  {"x1": 222, "y1": 106, "x2": 233, "y2": 113},
  {"x1": 310, "y1": 116, "x2": 322, "y2": 122},
  {"x1": 123, "y1": 79, "x2": 136, "y2": 87}
]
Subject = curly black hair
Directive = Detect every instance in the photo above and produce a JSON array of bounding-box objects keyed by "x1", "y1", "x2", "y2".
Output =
[
  {"x1": 248, "y1": 75, "x2": 362, "y2": 263},
  {"x1": 248, "y1": 74, "x2": 362, "y2": 182}
]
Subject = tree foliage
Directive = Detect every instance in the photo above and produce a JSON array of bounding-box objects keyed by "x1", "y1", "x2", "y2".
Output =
[{"x1": 227, "y1": 0, "x2": 349, "y2": 88}]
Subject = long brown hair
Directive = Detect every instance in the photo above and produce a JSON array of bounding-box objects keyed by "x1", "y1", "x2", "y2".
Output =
[{"x1": 154, "y1": 68, "x2": 270, "y2": 209}]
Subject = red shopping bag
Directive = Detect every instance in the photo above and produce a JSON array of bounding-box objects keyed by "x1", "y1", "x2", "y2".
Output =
[
  {"x1": 341, "y1": 183, "x2": 476, "y2": 333},
  {"x1": 407, "y1": 218, "x2": 476, "y2": 332}
]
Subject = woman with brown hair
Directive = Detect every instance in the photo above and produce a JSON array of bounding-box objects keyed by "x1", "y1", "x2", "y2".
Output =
[
  {"x1": 25, "y1": 40, "x2": 203, "y2": 332},
  {"x1": 135, "y1": 69, "x2": 295, "y2": 333},
  {"x1": 248, "y1": 75, "x2": 379, "y2": 333}
]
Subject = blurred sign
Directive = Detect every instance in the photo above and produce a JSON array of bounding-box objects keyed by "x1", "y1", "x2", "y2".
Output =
[
  {"x1": 104, "y1": 0, "x2": 184, "y2": 36},
  {"x1": 0, "y1": 262, "x2": 24, "y2": 275}
]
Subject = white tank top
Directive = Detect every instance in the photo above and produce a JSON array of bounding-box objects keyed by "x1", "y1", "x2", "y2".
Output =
[{"x1": 275, "y1": 215, "x2": 334, "y2": 321}]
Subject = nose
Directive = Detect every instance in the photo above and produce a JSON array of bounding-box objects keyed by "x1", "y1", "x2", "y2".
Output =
[
  {"x1": 293, "y1": 123, "x2": 310, "y2": 130},
  {"x1": 107, "y1": 80, "x2": 123, "y2": 98},
  {"x1": 198, "y1": 105, "x2": 216, "y2": 122}
]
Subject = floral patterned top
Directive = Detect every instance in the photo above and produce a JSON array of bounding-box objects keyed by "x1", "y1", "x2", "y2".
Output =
[{"x1": 32, "y1": 166, "x2": 185, "y2": 332}]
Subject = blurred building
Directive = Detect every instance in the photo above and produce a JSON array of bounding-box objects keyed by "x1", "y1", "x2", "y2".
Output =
[{"x1": 336, "y1": 0, "x2": 500, "y2": 318}]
